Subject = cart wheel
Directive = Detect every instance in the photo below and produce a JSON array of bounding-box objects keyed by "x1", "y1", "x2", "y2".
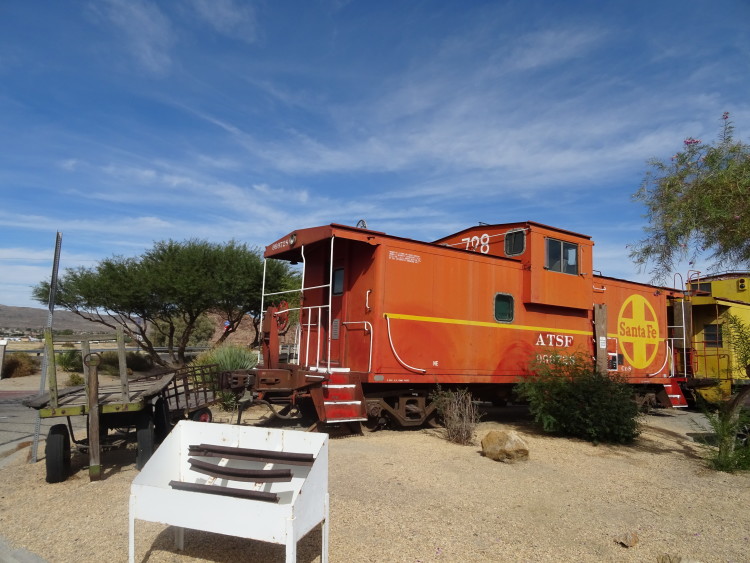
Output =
[
  {"x1": 153, "y1": 398, "x2": 172, "y2": 443},
  {"x1": 136, "y1": 414, "x2": 155, "y2": 470},
  {"x1": 45, "y1": 424, "x2": 71, "y2": 483},
  {"x1": 191, "y1": 408, "x2": 213, "y2": 423}
]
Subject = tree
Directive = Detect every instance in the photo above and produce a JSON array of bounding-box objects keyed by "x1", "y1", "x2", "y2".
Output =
[
  {"x1": 630, "y1": 112, "x2": 750, "y2": 279},
  {"x1": 32, "y1": 239, "x2": 299, "y2": 367}
]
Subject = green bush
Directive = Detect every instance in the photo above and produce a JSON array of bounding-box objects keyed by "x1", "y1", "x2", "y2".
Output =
[
  {"x1": 65, "y1": 373, "x2": 85, "y2": 387},
  {"x1": 90, "y1": 350, "x2": 152, "y2": 376},
  {"x1": 126, "y1": 351, "x2": 153, "y2": 372},
  {"x1": 700, "y1": 406, "x2": 750, "y2": 472},
  {"x1": 1, "y1": 353, "x2": 39, "y2": 378},
  {"x1": 98, "y1": 351, "x2": 121, "y2": 376},
  {"x1": 217, "y1": 390, "x2": 240, "y2": 412},
  {"x1": 515, "y1": 353, "x2": 641, "y2": 444},
  {"x1": 191, "y1": 344, "x2": 258, "y2": 372},
  {"x1": 57, "y1": 350, "x2": 83, "y2": 373},
  {"x1": 430, "y1": 386, "x2": 481, "y2": 445}
]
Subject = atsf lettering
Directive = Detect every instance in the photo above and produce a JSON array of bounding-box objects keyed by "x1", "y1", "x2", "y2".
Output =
[{"x1": 535, "y1": 333, "x2": 574, "y2": 347}]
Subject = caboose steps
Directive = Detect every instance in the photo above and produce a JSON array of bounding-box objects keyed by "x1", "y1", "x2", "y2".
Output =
[
  {"x1": 313, "y1": 379, "x2": 367, "y2": 423},
  {"x1": 662, "y1": 381, "x2": 688, "y2": 408}
]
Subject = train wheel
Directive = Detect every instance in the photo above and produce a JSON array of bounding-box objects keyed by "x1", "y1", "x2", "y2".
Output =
[
  {"x1": 45, "y1": 424, "x2": 71, "y2": 483},
  {"x1": 363, "y1": 415, "x2": 387, "y2": 432},
  {"x1": 136, "y1": 413, "x2": 155, "y2": 470},
  {"x1": 191, "y1": 408, "x2": 213, "y2": 423},
  {"x1": 425, "y1": 411, "x2": 443, "y2": 429}
]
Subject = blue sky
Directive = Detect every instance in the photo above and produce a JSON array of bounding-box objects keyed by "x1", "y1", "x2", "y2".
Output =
[{"x1": 1, "y1": 0, "x2": 749, "y2": 309}]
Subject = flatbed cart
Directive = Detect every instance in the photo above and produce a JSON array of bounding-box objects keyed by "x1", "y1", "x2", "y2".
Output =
[
  {"x1": 151, "y1": 362, "x2": 226, "y2": 435},
  {"x1": 23, "y1": 328, "x2": 223, "y2": 483}
]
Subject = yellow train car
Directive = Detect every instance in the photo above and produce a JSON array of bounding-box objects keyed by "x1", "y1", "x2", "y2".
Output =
[{"x1": 686, "y1": 272, "x2": 750, "y2": 402}]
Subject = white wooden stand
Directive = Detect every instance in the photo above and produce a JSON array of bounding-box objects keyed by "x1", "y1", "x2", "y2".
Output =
[{"x1": 129, "y1": 420, "x2": 329, "y2": 562}]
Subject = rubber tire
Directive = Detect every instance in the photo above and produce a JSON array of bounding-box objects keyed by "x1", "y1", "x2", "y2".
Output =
[
  {"x1": 153, "y1": 398, "x2": 172, "y2": 443},
  {"x1": 45, "y1": 424, "x2": 71, "y2": 484},
  {"x1": 135, "y1": 414, "x2": 155, "y2": 470},
  {"x1": 190, "y1": 407, "x2": 212, "y2": 423}
]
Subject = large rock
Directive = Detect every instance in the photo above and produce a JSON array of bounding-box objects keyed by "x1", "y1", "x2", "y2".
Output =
[{"x1": 481, "y1": 430, "x2": 529, "y2": 463}]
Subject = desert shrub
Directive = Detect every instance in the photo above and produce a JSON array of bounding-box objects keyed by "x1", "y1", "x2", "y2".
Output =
[
  {"x1": 65, "y1": 373, "x2": 85, "y2": 387},
  {"x1": 515, "y1": 353, "x2": 641, "y2": 444},
  {"x1": 57, "y1": 350, "x2": 83, "y2": 373},
  {"x1": 430, "y1": 387, "x2": 481, "y2": 445},
  {"x1": 191, "y1": 344, "x2": 258, "y2": 372},
  {"x1": 217, "y1": 390, "x2": 240, "y2": 412},
  {"x1": 91, "y1": 351, "x2": 151, "y2": 375},
  {"x1": 699, "y1": 406, "x2": 750, "y2": 472},
  {"x1": 98, "y1": 351, "x2": 121, "y2": 376},
  {"x1": 126, "y1": 351, "x2": 153, "y2": 372},
  {"x1": 1, "y1": 353, "x2": 39, "y2": 379}
]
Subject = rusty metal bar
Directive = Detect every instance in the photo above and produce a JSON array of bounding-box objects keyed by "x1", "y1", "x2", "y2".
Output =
[
  {"x1": 188, "y1": 458, "x2": 292, "y2": 482},
  {"x1": 189, "y1": 444, "x2": 315, "y2": 465},
  {"x1": 168, "y1": 480, "x2": 279, "y2": 503}
]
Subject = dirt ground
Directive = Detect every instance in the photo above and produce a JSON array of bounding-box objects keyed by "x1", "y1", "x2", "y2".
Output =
[{"x1": 1, "y1": 374, "x2": 749, "y2": 562}]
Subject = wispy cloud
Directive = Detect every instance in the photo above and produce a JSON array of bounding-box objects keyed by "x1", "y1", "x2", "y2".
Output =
[
  {"x1": 189, "y1": 0, "x2": 258, "y2": 43},
  {"x1": 507, "y1": 27, "x2": 603, "y2": 70},
  {"x1": 91, "y1": 0, "x2": 175, "y2": 74}
]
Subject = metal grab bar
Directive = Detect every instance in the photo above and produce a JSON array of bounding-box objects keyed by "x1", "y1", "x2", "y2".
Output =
[{"x1": 384, "y1": 314, "x2": 426, "y2": 374}]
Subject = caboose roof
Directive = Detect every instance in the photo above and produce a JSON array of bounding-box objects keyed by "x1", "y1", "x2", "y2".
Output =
[
  {"x1": 265, "y1": 220, "x2": 592, "y2": 262},
  {"x1": 432, "y1": 220, "x2": 591, "y2": 244}
]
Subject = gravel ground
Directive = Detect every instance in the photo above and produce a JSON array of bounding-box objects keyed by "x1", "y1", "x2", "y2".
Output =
[{"x1": 0, "y1": 394, "x2": 748, "y2": 562}]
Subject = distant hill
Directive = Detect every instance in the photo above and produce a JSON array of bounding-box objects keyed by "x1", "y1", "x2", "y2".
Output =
[
  {"x1": 0, "y1": 304, "x2": 260, "y2": 345},
  {"x1": 0, "y1": 304, "x2": 110, "y2": 333}
]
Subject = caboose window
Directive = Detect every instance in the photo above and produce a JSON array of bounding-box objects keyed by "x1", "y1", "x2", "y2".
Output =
[
  {"x1": 545, "y1": 238, "x2": 578, "y2": 275},
  {"x1": 703, "y1": 324, "x2": 723, "y2": 347},
  {"x1": 332, "y1": 268, "x2": 345, "y2": 295},
  {"x1": 504, "y1": 229, "x2": 526, "y2": 256},
  {"x1": 494, "y1": 293, "x2": 514, "y2": 322}
]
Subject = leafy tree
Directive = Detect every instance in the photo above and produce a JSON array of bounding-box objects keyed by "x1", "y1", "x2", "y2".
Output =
[
  {"x1": 630, "y1": 112, "x2": 750, "y2": 279},
  {"x1": 149, "y1": 313, "x2": 215, "y2": 348},
  {"x1": 32, "y1": 240, "x2": 299, "y2": 367},
  {"x1": 632, "y1": 114, "x2": 750, "y2": 461}
]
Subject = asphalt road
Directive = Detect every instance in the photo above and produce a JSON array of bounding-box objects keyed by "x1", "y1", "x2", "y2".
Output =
[{"x1": 0, "y1": 392, "x2": 86, "y2": 469}]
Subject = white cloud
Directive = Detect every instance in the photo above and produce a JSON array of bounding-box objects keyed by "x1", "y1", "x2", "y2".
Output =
[
  {"x1": 189, "y1": 0, "x2": 258, "y2": 43},
  {"x1": 93, "y1": 0, "x2": 175, "y2": 74},
  {"x1": 59, "y1": 159, "x2": 79, "y2": 171},
  {"x1": 507, "y1": 27, "x2": 603, "y2": 71}
]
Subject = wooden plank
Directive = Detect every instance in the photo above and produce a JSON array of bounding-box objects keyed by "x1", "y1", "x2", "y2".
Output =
[
  {"x1": 594, "y1": 303, "x2": 608, "y2": 375},
  {"x1": 87, "y1": 362, "x2": 102, "y2": 481},
  {"x1": 117, "y1": 327, "x2": 129, "y2": 402},
  {"x1": 45, "y1": 329, "x2": 58, "y2": 408}
]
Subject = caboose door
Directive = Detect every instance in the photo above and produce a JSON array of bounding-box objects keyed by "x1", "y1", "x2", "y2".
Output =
[{"x1": 326, "y1": 260, "x2": 346, "y2": 367}]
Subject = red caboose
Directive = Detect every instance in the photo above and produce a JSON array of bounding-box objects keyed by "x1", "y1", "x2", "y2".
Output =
[{"x1": 251, "y1": 221, "x2": 688, "y2": 428}]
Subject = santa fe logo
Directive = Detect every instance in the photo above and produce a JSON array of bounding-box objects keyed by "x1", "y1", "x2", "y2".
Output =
[{"x1": 617, "y1": 294, "x2": 660, "y2": 369}]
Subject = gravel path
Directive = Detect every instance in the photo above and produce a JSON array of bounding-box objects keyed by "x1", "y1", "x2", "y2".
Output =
[{"x1": 0, "y1": 404, "x2": 748, "y2": 563}]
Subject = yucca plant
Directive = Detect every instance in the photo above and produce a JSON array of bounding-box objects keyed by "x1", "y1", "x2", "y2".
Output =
[{"x1": 191, "y1": 344, "x2": 258, "y2": 372}]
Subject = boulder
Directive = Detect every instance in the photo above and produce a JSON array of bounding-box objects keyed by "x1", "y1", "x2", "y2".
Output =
[
  {"x1": 615, "y1": 531, "x2": 639, "y2": 547},
  {"x1": 481, "y1": 430, "x2": 529, "y2": 463}
]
